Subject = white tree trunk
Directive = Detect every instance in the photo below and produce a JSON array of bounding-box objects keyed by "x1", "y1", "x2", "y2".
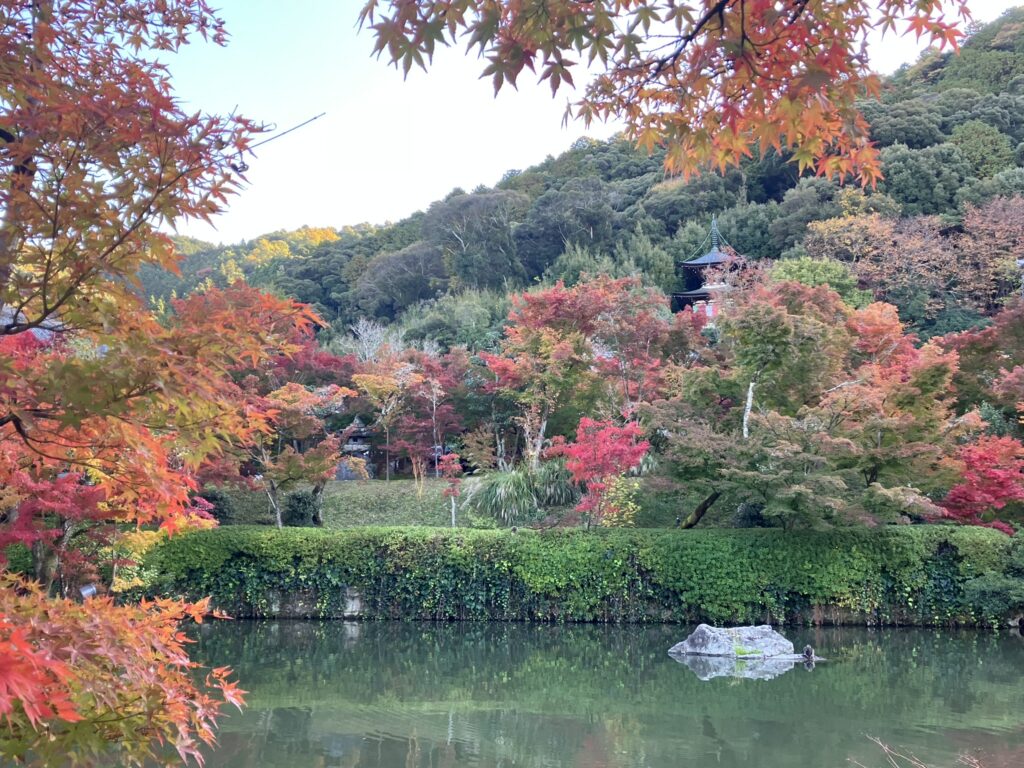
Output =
[
  {"x1": 743, "y1": 380, "x2": 756, "y2": 440},
  {"x1": 264, "y1": 481, "x2": 283, "y2": 528}
]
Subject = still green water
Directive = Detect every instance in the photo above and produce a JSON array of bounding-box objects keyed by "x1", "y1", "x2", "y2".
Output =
[{"x1": 193, "y1": 622, "x2": 1024, "y2": 768}]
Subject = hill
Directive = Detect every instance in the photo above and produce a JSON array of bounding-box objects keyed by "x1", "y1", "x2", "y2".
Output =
[{"x1": 143, "y1": 7, "x2": 1024, "y2": 343}]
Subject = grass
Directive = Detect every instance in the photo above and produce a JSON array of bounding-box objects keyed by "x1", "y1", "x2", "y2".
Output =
[
  {"x1": 211, "y1": 476, "x2": 725, "y2": 530},
  {"x1": 322, "y1": 479, "x2": 451, "y2": 527},
  {"x1": 214, "y1": 479, "x2": 457, "y2": 528}
]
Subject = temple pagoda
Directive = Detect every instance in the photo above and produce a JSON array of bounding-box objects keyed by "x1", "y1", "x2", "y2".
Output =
[{"x1": 671, "y1": 215, "x2": 737, "y2": 316}]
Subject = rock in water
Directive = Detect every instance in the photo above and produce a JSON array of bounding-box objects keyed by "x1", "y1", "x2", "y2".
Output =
[{"x1": 668, "y1": 624, "x2": 795, "y2": 658}]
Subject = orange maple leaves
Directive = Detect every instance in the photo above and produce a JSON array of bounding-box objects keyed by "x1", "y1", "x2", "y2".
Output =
[
  {"x1": 360, "y1": 0, "x2": 971, "y2": 184},
  {"x1": 0, "y1": 578, "x2": 245, "y2": 766}
]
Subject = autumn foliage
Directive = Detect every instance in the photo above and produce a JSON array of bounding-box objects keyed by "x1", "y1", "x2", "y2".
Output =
[
  {"x1": 1, "y1": 0, "x2": 1021, "y2": 758},
  {"x1": 942, "y1": 437, "x2": 1024, "y2": 535},
  {"x1": 551, "y1": 419, "x2": 649, "y2": 527},
  {"x1": 360, "y1": 0, "x2": 969, "y2": 183},
  {"x1": 0, "y1": 578, "x2": 243, "y2": 766},
  {"x1": 0, "y1": 1, "x2": 323, "y2": 762}
]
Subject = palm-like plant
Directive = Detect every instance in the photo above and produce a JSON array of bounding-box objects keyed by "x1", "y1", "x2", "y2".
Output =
[{"x1": 461, "y1": 460, "x2": 579, "y2": 526}]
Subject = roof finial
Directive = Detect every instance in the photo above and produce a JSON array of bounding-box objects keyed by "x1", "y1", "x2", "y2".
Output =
[{"x1": 710, "y1": 214, "x2": 721, "y2": 252}]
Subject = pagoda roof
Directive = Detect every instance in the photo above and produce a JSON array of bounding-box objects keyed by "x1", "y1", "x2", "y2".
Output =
[
  {"x1": 679, "y1": 214, "x2": 739, "y2": 267},
  {"x1": 681, "y1": 248, "x2": 730, "y2": 267}
]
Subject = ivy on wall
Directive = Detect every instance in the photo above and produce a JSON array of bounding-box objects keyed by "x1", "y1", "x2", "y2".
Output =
[{"x1": 141, "y1": 527, "x2": 1024, "y2": 626}]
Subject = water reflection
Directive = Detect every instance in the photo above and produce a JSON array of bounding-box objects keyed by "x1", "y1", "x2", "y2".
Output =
[
  {"x1": 674, "y1": 653, "x2": 813, "y2": 680},
  {"x1": 192, "y1": 622, "x2": 1024, "y2": 768}
]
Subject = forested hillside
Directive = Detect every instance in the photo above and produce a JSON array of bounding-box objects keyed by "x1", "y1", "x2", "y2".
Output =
[{"x1": 146, "y1": 7, "x2": 1024, "y2": 343}]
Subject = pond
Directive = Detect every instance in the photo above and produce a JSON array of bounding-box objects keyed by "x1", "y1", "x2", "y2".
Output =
[{"x1": 192, "y1": 621, "x2": 1024, "y2": 768}]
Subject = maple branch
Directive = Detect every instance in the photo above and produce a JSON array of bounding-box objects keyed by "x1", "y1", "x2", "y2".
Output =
[
  {"x1": 647, "y1": 0, "x2": 730, "y2": 83},
  {"x1": 823, "y1": 378, "x2": 864, "y2": 395}
]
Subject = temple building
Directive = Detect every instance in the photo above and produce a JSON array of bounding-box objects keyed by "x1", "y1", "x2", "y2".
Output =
[{"x1": 671, "y1": 215, "x2": 738, "y2": 317}]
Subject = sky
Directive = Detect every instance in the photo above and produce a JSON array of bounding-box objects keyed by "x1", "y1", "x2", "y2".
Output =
[{"x1": 167, "y1": 1, "x2": 1022, "y2": 245}]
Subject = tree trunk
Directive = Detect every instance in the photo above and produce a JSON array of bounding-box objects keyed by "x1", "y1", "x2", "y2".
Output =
[
  {"x1": 680, "y1": 491, "x2": 721, "y2": 529},
  {"x1": 32, "y1": 540, "x2": 60, "y2": 595},
  {"x1": 450, "y1": 496, "x2": 456, "y2": 528},
  {"x1": 384, "y1": 426, "x2": 391, "y2": 481},
  {"x1": 742, "y1": 380, "x2": 756, "y2": 439},
  {"x1": 32, "y1": 517, "x2": 76, "y2": 596},
  {"x1": 265, "y1": 481, "x2": 283, "y2": 528},
  {"x1": 495, "y1": 429, "x2": 511, "y2": 472},
  {"x1": 526, "y1": 415, "x2": 548, "y2": 471},
  {"x1": 311, "y1": 480, "x2": 326, "y2": 527},
  {"x1": 432, "y1": 401, "x2": 441, "y2": 478}
]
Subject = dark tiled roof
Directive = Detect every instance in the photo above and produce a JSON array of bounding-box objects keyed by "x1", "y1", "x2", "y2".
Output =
[{"x1": 681, "y1": 247, "x2": 730, "y2": 267}]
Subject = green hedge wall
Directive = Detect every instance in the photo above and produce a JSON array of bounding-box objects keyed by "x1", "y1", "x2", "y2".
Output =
[{"x1": 140, "y1": 526, "x2": 1024, "y2": 626}]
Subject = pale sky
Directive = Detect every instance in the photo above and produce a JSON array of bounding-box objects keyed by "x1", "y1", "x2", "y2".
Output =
[{"x1": 167, "y1": 1, "x2": 1022, "y2": 245}]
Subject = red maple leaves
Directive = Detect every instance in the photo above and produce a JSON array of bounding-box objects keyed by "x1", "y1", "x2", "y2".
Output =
[
  {"x1": 551, "y1": 418, "x2": 649, "y2": 526},
  {"x1": 942, "y1": 437, "x2": 1024, "y2": 536}
]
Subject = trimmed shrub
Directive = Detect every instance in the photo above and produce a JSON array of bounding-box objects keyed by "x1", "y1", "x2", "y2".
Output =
[
  {"x1": 282, "y1": 491, "x2": 318, "y2": 527},
  {"x1": 141, "y1": 526, "x2": 1023, "y2": 626}
]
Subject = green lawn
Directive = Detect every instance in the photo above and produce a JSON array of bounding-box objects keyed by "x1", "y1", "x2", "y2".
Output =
[{"x1": 215, "y1": 479, "x2": 457, "y2": 527}]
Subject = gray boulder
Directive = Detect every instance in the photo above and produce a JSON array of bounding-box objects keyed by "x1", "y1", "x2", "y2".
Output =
[{"x1": 668, "y1": 624, "x2": 795, "y2": 659}]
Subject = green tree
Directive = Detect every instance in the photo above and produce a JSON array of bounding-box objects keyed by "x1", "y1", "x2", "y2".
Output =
[
  {"x1": 423, "y1": 190, "x2": 530, "y2": 290},
  {"x1": 514, "y1": 177, "x2": 617, "y2": 277},
  {"x1": 399, "y1": 290, "x2": 511, "y2": 352},
  {"x1": 544, "y1": 243, "x2": 619, "y2": 287},
  {"x1": 637, "y1": 173, "x2": 742, "y2": 237},
  {"x1": 613, "y1": 228, "x2": 676, "y2": 292},
  {"x1": 957, "y1": 168, "x2": 1024, "y2": 208},
  {"x1": 716, "y1": 201, "x2": 782, "y2": 259},
  {"x1": 355, "y1": 241, "x2": 447, "y2": 319},
  {"x1": 771, "y1": 257, "x2": 872, "y2": 308},
  {"x1": 879, "y1": 143, "x2": 972, "y2": 216},
  {"x1": 768, "y1": 178, "x2": 842, "y2": 252},
  {"x1": 951, "y1": 120, "x2": 1016, "y2": 179},
  {"x1": 859, "y1": 98, "x2": 945, "y2": 148},
  {"x1": 938, "y1": 8, "x2": 1024, "y2": 93}
]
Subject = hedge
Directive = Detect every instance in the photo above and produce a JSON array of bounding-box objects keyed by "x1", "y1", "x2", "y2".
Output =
[{"x1": 139, "y1": 526, "x2": 1024, "y2": 626}]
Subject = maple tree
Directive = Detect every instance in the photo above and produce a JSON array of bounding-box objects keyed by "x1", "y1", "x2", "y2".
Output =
[
  {"x1": 644, "y1": 277, "x2": 991, "y2": 530},
  {"x1": 943, "y1": 300, "x2": 1024, "y2": 414},
  {"x1": 231, "y1": 382, "x2": 356, "y2": 528},
  {"x1": 0, "y1": 0, "x2": 256, "y2": 338},
  {"x1": 0, "y1": 0, "x2": 323, "y2": 761},
  {"x1": 360, "y1": 0, "x2": 969, "y2": 183},
  {"x1": 354, "y1": 363, "x2": 423, "y2": 480},
  {"x1": 0, "y1": 578, "x2": 244, "y2": 767},
  {"x1": 941, "y1": 436, "x2": 1024, "y2": 535},
  {"x1": 589, "y1": 277, "x2": 677, "y2": 413},
  {"x1": 0, "y1": 284, "x2": 316, "y2": 760},
  {"x1": 481, "y1": 276, "x2": 681, "y2": 467},
  {"x1": 392, "y1": 349, "x2": 468, "y2": 489},
  {"x1": 550, "y1": 418, "x2": 649, "y2": 528},
  {"x1": 802, "y1": 198, "x2": 1024, "y2": 331},
  {"x1": 480, "y1": 281, "x2": 605, "y2": 469},
  {"x1": 2, "y1": 285, "x2": 319, "y2": 569},
  {"x1": 717, "y1": 280, "x2": 852, "y2": 437}
]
